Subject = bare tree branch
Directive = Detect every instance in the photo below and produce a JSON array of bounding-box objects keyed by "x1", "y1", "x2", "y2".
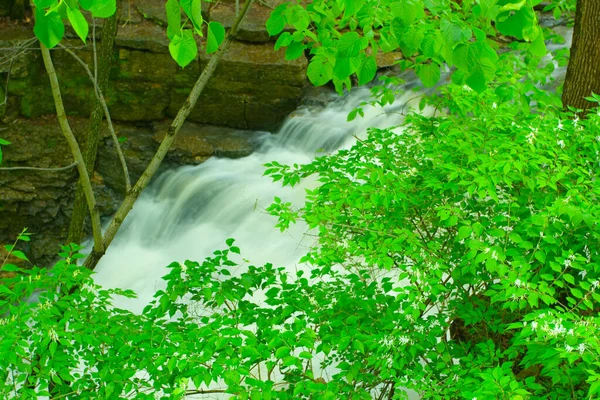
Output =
[{"x1": 0, "y1": 162, "x2": 78, "y2": 172}]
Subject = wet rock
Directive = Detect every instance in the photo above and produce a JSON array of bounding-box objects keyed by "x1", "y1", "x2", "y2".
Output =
[
  {"x1": 136, "y1": 0, "x2": 210, "y2": 26},
  {"x1": 115, "y1": 48, "x2": 200, "y2": 87},
  {"x1": 208, "y1": 0, "x2": 287, "y2": 43},
  {"x1": 168, "y1": 87, "x2": 250, "y2": 129},
  {"x1": 115, "y1": 21, "x2": 170, "y2": 53},
  {"x1": 96, "y1": 123, "x2": 157, "y2": 194},
  {"x1": 106, "y1": 80, "x2": 171, "y2": 121},
  {"x1": 201, "y1": 40, "x2": 308, "y2": 87},
  {"x1": 168, "y1": 79, "x2": 303, "y2": 130},
  {"x1": 152, "y1": 120, "x2": 261, "y2": 161},
  {"x1": 120, "y1": 1, "x2": 144, "y2": 25},
  {"x1": 0, "y1": 117, "x2": 85, "y2": 265}
]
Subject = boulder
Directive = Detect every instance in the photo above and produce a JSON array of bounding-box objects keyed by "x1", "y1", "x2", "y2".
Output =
[
  {"x1": 152, "y1": 120, "x2": 262, "y2": 161},
  {"x1": 0, "y1": 117, "x2": 89, "y2": 264},
  {"x1": 115, "y1": 48, "x2": 200, "y2": 88},
  {"x1": 106, "y1": 80, "x2": 171, "y2": 121},
  {"x1": 168, "y1": 79, "x2": 303, "y2": 130}
]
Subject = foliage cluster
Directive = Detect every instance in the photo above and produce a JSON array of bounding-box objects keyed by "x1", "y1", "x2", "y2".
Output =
[
  {"x1": 2, "y1": 0, "x2": 599, "y2": 399},
  {"x1": 32, "y1": 0, "x2": 225, "y2": 67},
  {"x1": 3, "y1": 84, "x2": 600, "y2": 399},
  {"x1": 266, "y1": 0, "x2": 551, "y2": 93}
]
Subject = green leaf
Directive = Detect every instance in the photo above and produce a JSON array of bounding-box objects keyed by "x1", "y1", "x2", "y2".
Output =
[
  {"x1": 0, "y1": 139, "x2": 9, "y2": 164},
  {"x1": 466, "y1": 68, "x2": 487, "y2": 93},
  {"x1": 266, "y1": 4, "x2": 287, "y2": 36},
  {"x1": 420, "y1": 31, "x2": 443, "y2": 58},
  {"x1": 337, "y1": 32, "x2": 363, "y2": 58},
  {"x1": 452, "y1": 43, "x2": 481, "y2": 72},
  {"x1": 285, "y1": 41, "x2": 305, "y2": 60},
  {"x1": 11, "y1": 250, "x2": 29, "y2": 261},
  {"x1": 529, "y1": 30, "x2": 547, "y2": 57},
  {"x1": 66, "y1": 6, "x2": 88, "y2": 43},
  {"x1": 496, "y1": 7, "x2": 535, "y2": 40},
  {"x1": 206, "y1": 21, "x2": 226, "y2": 54},
  {"x1": 188, "y1": 0, "x2": 203, "y2": 32},
  {"x1": 307, "y1": 55, "x2": 334, "y2": 86},
  {"x1": 34, "y1": 8, "x2": 64, "y2": 49},
  {"x1": 84, "y1": 0, "x2": 116, "y2": 18},
  {"x1": 440, "y1": 18, "x2": 471, "y2": 48},
  {"x1": 333, "y1": 57, "x2": 355, "y2": 80},
  {"x1": 416, "y1": 63, "x2": 440, "y2": 87},
  {"x1": 344, "y1": 0, "x2": 365, "y2": 18},
  {"x1": 352, "y1": 339, "x2": 365, "y2": 353},
  {"x1": 356, "y1": 55, "x2": 377, "y2": 85},
  {"x1": 169, "y1": 30, "x2": 198, "y2": 67},
  {"x1": 274, "y1": 32, "x2": 293, "y2": 50},
  {"x1": 165, "y1": 0, "x2": 181, "y2": 40},
  {"x1": 275, "y1": 346, "x2": 290, "y2": 358},
  {"x1": 390, "y1": 0, "x2": 424, "y2": 28},
  {"x1": 35, "y1": 0, "x2": 56, "y2": 8}
]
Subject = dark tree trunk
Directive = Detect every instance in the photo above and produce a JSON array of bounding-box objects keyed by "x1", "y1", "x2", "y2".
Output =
[
  {"x1": 562, "y1": 0, "x2": 600, "y2": 111},
  {"x1": 67, "y1": 11, "x2": 119, "y2": 245}
]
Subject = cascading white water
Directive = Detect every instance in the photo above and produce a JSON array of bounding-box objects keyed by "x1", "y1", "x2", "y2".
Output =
[
  {"x1": 89, "y1": 30, "x2": 570, "y2": 397},
  {"x1": 92, "y1": 83, "x2": 420, "y2": 312},
  {"x1": 93, "y1": 20, "x2": 572, "y2": 307}
]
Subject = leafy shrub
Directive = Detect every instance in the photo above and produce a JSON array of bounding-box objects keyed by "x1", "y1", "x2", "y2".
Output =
[
  {"x1": 265, "y1": 86, "x2": 600, "y2": 399},
  {"x1": 2, "y1": 91, "x2": 600, "y2": 399}
]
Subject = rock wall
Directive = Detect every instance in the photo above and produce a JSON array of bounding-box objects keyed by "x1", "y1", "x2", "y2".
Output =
[
  {"x1": 0, "y1": 0, "x2": 308, "y2": 264},
  {"x1": 1, "y1": 0, "x2": 308, "y2": 130}
]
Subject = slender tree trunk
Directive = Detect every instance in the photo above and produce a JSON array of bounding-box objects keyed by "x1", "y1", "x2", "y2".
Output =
[
  {"x1": 562, "y1": 0, "x2": 600, "y2": 111},
  {"x1": 83, "y1": 0, "x2": 256, "y2": 270},
  {"x1": 40, "y1": 44, "x2": 104, "y2": 255},
  {"x1": 68, "y1": 11, "x2": 119, "y2": 245}
]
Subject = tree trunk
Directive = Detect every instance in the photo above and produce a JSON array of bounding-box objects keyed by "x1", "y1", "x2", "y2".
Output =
[
  {"x1": 40, "y1": 44, "x2": 104, "y2": 254},
  {"x1": 68, "y1": 11, "x2": 119, "y2": 245},
  {"x1": 562, "y1": 0, "x2": 600, "y2": 111}
]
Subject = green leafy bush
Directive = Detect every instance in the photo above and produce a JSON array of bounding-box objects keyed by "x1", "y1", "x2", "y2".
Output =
[
  {"x1": 264, "y1": 85, "x2": 600, "y2": 399},
  {"x1": 3, "y1": 86, "x2": 600, "y2": 399}
]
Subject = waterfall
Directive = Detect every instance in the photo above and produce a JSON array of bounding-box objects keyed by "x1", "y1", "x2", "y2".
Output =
[
  {"x1": 89, "y1": 29, "x2": 570, "y2": 397},
  {"x1": 92, "y1": 83, "x2": 420, "y2": 312}
]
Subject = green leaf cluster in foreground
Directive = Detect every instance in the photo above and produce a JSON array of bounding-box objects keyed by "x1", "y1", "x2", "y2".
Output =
[
  {"x1": 32, "y1": 0, "x2": 226, "y2": 68},
  {"x1": 2, "y1": 83, "x2": 600, "y2": 398}
]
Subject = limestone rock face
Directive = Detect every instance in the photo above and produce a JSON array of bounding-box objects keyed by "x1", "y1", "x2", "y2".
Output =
[
  {"x1": 0, "y1": 0, "x2": 312, "y2": 263},
  {"x1": 0, "y1": 116, "x2": 266, "y2": 263},
  {"x1": 0, "y1": 118, "x2": 102, "y2": 265}
]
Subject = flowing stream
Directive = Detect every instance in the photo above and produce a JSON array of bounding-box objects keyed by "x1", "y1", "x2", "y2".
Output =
[
  {"x1": 90, "y1": 28, "x2": 570, "y2": 396},
  {"x1": 93, "y1": 23, "x2": 571, "y2": 309},
  {"x1": 93, "y1": 82, "x2": 420, "y2": 312}
]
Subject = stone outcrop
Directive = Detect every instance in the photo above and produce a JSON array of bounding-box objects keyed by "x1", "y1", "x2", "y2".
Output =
[
  {"x1": 0, "y1": 0, "x2": 310, "y2": 263},
  {"x1": 1, "y1": 0, "x2": 308, "y2": 130},
  {"x1": 0, "y1": 117, "x2": 263, "y2": 264}
]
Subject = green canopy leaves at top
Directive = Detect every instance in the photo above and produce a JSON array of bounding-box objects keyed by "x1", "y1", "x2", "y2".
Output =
[{"x1": 266, "y1": 0, "x2": 549, "y2": 93}]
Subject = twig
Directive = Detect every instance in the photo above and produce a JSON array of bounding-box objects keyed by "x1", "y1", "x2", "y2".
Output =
[
  {"x1": 185, "y1": 389, "x2": 227, "y2": 395},
  {"x1": 0, "y1": 161, "x2": 78, "y2": 172},
  {"x1": 58, "y1": 44, "x2": 131, "y2": 191}
]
